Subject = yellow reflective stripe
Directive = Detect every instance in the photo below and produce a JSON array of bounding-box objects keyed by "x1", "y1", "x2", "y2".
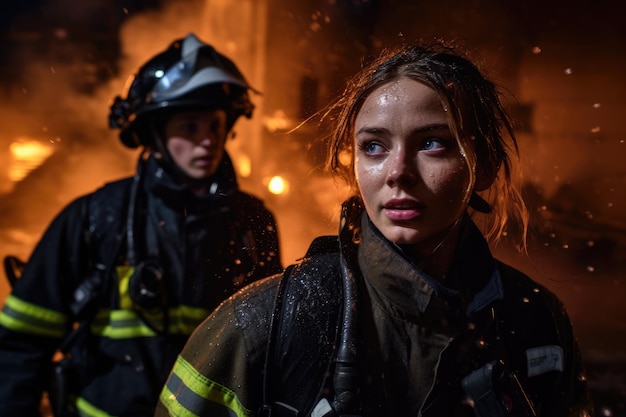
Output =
[
  {"x1": 0, "y1": 295, "x2": 66, "y2": 337},
  {"x1": 90, "y1": 306, "x2": 211, "y2": 339},
  {"x1": 161, "y1": 355, "x2": 250, "y2": 417},
  {"x1": 75, "y1": 396, "x2": 114, "y2": 417},
  {"x1": 91, "y1": 309, "x2": 157, "y2": 338},
  {"x1": 116, "y1": 265, "x2": 135, "y2": 310},
  {"x1": 167, "y1": 306, "x2": 211, "y2": 334},
  {"x1": 177, "y1": 305, "x2": 211, "y2": 321}
]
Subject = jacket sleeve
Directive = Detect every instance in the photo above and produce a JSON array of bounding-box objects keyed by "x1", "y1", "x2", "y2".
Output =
[
  {"x1": 545, "y1": 292, "x2": 595, "y2": 417},
  {"x1": 155, "y1": 275, "x2": 279, "y2": 417},
  {"x1": 0, "y1": 195, "x2": 91, "y2": 417},
  {"x1": 496, "y1": 263, "x2": 594, "y2": 417}
]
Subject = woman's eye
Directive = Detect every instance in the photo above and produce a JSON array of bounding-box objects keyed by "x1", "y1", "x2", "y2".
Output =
[
  {"x1": 361, "y1": 141, "x2": 385, "y2": 155},
  {"x1": 422, "y1": 138, "x2": 446, "y2": 151}
]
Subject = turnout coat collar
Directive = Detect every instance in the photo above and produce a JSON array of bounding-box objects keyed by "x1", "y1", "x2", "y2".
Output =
[
  {"x1": 357, "y1": 211, "x2": 504, "y2": 324},
  {"x1": 338, "y1": 199, "x2": 508, "y2": 415}
]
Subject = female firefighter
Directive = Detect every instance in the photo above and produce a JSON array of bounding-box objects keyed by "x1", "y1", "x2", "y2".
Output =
[
  {"x1": 155, "y1": 42, "x2": 594, "y2": 417},
  {"x1": 0, "y1": 33, "x2": 282, "y2": 417}
]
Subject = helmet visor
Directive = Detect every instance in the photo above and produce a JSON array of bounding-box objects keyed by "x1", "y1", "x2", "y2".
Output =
[{"x1": 148, "y1": 46, "x2": 250, "y2": 103}]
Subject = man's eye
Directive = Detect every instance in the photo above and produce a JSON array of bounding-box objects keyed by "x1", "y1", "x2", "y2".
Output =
[{"x1": 182, "y1": 122, "x2": 199, "y2": 134}]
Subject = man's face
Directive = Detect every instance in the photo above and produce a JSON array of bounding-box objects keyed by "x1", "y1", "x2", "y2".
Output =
[{"x1": 163, "y1": 108, "x2": 228, "y2": 180}]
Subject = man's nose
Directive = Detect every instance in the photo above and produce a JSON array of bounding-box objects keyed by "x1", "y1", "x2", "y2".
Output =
[
  {"x1": 386, "y1": 150, "x2": 417, "y2": 187},
  {"x1": 197, "y1": 133, "x2": 215, "y2": 146}
]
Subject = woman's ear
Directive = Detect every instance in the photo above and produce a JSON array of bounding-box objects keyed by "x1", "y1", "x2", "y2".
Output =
[{"x1": 470, "y1": 162, "x2": 496, "y2": 213}]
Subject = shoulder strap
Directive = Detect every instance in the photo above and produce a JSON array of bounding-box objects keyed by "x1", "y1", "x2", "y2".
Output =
[
  {"x1": 260, "y1": 263, "x2": 296, "y2": 414},
  {"x1": 260, "y1": 236, "x2": 343, "y2": 417},
  {"x1": 61, "y1": 179, "x2": 133, "y2": 350},
  {"x1": 87, "y1": 178, "x2": 134, "y2": 252}
]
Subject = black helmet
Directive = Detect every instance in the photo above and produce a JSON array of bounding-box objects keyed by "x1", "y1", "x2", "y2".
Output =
[{"x1": 109, "y1": 33, "x2": 256, "y2": 148}]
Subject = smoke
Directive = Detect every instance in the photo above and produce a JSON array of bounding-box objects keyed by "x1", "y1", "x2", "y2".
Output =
[
  {"x1": 0, "y1": 1, "x2": 214, "y2": 297},
  {"x1": 0, "y1": 0, "x2": 349, "y2": 303}
]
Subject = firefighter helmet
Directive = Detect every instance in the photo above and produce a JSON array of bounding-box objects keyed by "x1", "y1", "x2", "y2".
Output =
[{"x1": 109, "y1": 33, "x2": 255, "y2": 148}]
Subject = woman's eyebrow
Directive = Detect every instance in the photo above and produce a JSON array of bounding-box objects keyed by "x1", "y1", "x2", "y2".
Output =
[
  {"x1": 355, "y1": 126, "x2": 389, "y2": 135},
  {"x1": 355, "y1": 123, "x2": 449, "y2": 136},
  {"x1": 413, "y1": 123, "x2": 450, "y2": 133}
]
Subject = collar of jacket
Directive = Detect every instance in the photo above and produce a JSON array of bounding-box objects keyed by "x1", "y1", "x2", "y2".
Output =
[
  {"x1": 338, "y1": 197, "x2": 503, "y2": 322},
  {"x1": 141, "y1": 152, "x2": 239, "y2": 211}
]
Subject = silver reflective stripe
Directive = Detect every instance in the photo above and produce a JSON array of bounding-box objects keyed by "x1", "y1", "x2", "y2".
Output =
[
  {"x1": 526, "y1": 345, "x2": 564, "y2": 377},
  {"x1": 311, "y1": 398, "x2": 333, "y2": 417},
  {"x1": 164, "y1": 372, "x2": 237, "y2": 417}
]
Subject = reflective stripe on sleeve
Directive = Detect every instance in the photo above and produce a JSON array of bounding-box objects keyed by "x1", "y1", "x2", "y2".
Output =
[
  {"x1": 0, "y1": 295, "x2": 67, "y2": 337},
  {"x1": 160, "y1": 355, "x2": 251, "y2": 417}
]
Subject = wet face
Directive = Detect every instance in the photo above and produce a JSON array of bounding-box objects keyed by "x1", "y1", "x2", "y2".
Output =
[
  {"x1": 163, "y1": 108, "x2": 228, "y2": 180},
  {"x1": 354, "y1": 77, "x2": 470, "y2": 256}
]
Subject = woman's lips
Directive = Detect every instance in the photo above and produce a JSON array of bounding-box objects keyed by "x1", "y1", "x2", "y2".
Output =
[{"x1": 383, "y1": 199, "x2": 424, "y2": 221}]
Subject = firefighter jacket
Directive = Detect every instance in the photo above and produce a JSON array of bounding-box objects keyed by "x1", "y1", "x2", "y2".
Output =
[
  {"x1": 156, "y1": 197, "x2": 594, "y2": 417},
  {"x1": 0, "y1": 152, "x2": 282, "y2": 417}
]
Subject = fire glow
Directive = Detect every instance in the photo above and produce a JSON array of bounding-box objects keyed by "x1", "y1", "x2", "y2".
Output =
[{"x1": 8, "y1": 139, "x2": 54, "y2": 182}]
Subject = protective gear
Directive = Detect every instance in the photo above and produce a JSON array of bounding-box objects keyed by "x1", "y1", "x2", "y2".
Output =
[
  {"x1": 156, "y1": 199, "x2": 594, "y2": 417},
  {"x1": 109, "y1": 33, "x2": 255, "y2": 148},
  {"x1": 0, "y1": 153, "x2": 282, "y2": 417}
]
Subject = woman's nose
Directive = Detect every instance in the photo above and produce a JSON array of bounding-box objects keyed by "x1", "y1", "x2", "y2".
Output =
[{"x1": 386, "y1": 151, "x2": 417, "y2": 187}]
